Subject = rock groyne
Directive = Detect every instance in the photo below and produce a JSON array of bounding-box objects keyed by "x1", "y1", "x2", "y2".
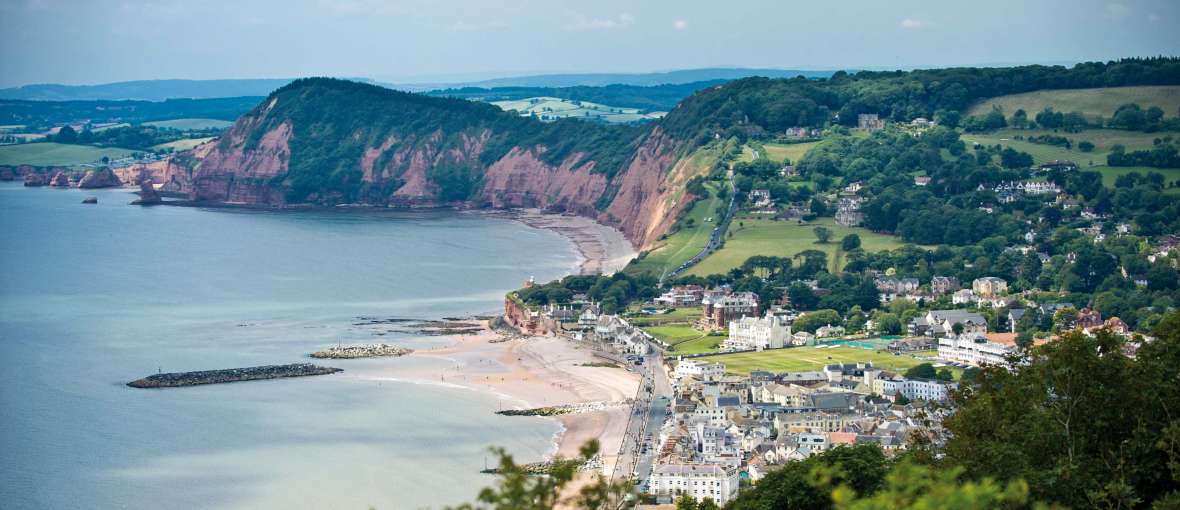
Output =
[
  {"x1": 127, "y1": 363, "x2": 341, "y2": 388},
  {"x1": 310, "y1": 343, "x2": 413, "y2": 359}
]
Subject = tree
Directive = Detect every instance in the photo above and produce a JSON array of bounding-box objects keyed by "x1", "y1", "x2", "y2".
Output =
[
  {"x1": 875, "y1": 313, "x2": 902, "y2": 335},
  {"x1": 726, "y1": 445, "x2": 889, "y2": 510},
  {"x1": 841, "y1": 234, "x2": 861, "y2": 251},
  {"x1": 450, "y1": 439, "x2": 634, "y2": 510},
  {"x1": 55, "y1": 125, "x2": 78, "y2": 144},
  {"x1": 814, "y1": 226, "x2": 833, "y2": 244},
  {"x1": 1011, "y1": 109, "x2": 1028, "y2": 129},
  {"x1": 1077, "y1": 140, "x2": 1095, "y2": 152},
  {"x1": 951, "y1": 322, "x2": 965, "y2": 336},
  {"x1": 904, "y1": 363, "x2": 937, "y2": 379},
  {"x1": 793, "y1": 309, "x2": 842, "y2": 334},
  {"x1": 789, "y1": 282, "x2": 820, "y2": 310},
  {"x1": 942, "y1": 313, "x2": 1180, "y2": 508},
  {"x1": 823, "y1": 462, "x2": 1046, "y2": 510}
]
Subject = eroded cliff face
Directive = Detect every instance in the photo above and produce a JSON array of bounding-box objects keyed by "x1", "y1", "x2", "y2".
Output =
[{"x1": 182, "y1": 91, "x2": 703, "y2": 250}]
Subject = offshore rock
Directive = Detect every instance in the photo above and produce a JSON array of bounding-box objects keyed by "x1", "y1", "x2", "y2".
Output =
[{"x1": 81, "y1": 196, "x2": 98, "y2": 204}]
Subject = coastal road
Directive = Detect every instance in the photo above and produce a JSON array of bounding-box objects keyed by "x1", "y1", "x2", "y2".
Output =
[{"x1": 613, "y1": 341, "x2": 674, "y2": 491}]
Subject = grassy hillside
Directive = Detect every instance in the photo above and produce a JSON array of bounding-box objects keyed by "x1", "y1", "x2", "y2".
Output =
[
  {"x1": 967, "y1": 86, "x2": 1180, "y2": 122},
  {"x1": 151, "y1": 137, "x2": 215, "y2": 152},
  {"x1": 687, "y1": 218, "x2": 910, "y2": 276},
  {"x1": 961, "y1": 127, "x2": 1180, "y2": 193},
  {"x1": 627, "y1": 180, "x2": 724, "y2": 278},
  {"x1": 492, "y1": 97, "x2": 665, "y2": 124},
  {"x1": 144, "y1": 118, "x2": 233, "y2": 130},
  {"x1": 0, "y1": 142, "x2": 134, "y2": 166},
  {"x1": 761, "y1": 141, "x2": 820, "y2": 163}
]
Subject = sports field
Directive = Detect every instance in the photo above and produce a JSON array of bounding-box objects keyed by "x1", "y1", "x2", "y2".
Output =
[
  {"x1": 694, "y1": 345, "x2": 957, "y2": 377},
  {"x1": 688, "y1": 218, "x2": 910, "y2": 276},
  {"x1": 0, "y1": 142, "x2": 134, "y2": 166}
]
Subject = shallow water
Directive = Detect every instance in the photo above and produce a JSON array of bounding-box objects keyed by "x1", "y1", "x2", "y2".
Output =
[{"x1": 0, "y1": 183, "x2": 578, "y2": 509}]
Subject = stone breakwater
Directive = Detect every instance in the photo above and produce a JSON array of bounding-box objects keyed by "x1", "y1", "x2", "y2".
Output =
[
  {"x1": 127, "y1": 363, "x2": 342, "y2": 388},
  {"x1": 310, "y1": 344, "x2": 413, "y2": 359},
  {"x1": 495, "y1": 400, "x2": 630, "y2": 417}
]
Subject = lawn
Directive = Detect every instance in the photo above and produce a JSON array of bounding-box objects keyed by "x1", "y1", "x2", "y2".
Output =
[
  {"x1": 694, "y1": 346, "x2": 958, "y2": 377},
  {"x1": 687, "y1": 218, "x2": 911, "y2": 276},
  {"x1": 966, "y1": 86, "x2": 1180, "y2": 123},
  {"x1": 144, "y1": 118, "x2": 234, "y2": 130},
  {"x1": 645, "y1": 324, "x2": 706, "y2": 344},
  {"x1": 626, "y1": 306, "x2": 703, "y2": 326},
  {"x1": 627, "y1": 181, "x2": 726, "y2": 278},
  {"x1": 961, "y1": 128, "x2": 1180, "y2": 193},
  {"x1": 0, "y1": 142, "x2": 134, "y2": 166},
  {"x1": 762, "y1": 141, "x2": 820, "y2": 164},
  {"x1": 672, "y1": 335, "x2": 725, "y2": 355},
  {"x1": 152, "y1": 137, "x2": 215, "y2": 152}
]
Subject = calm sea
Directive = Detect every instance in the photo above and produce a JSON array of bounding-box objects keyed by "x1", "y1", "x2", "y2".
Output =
[{"x1": 0, "y1": 182, "x2": 578, "y2": 509}]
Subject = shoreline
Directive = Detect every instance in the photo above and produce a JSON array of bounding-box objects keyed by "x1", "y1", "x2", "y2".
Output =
[
  {"x1": 360, "y1": 324, "x2": 640, "y2": 477},
  {"x1": 480, "y1": 208, "x2": 638, "y2": 276}
]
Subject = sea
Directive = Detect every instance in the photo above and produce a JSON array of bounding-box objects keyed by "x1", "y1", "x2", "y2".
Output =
[{"x1": 0, "y1": 182, "x2": 580, "y2": 509}]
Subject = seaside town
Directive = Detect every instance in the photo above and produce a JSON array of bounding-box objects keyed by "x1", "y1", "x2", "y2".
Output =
[{"x1": 503, "y1": 263, "x2": 1158, "y2": 505}]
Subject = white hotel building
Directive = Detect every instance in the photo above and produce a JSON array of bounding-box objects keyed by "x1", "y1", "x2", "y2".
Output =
[
  {"x1": 938, "y1": 334, "x2": 1014, "y2": 366},
  {"x1": 724, "y1": 313, "x2": 790, "y2": 351},
  {"x1": 649, "y1": 463, "x2": 741, "y2": 505}
]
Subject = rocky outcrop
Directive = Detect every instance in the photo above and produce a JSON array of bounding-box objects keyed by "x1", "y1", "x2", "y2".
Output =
[
  {"x1": 23, "y1": 173, "x2": 47, "y2": 186},
  {"x1": 127, "y1": 363, "x2": 342, "y2": 388},
  {"x1": 50, "y1": 172, "x2": 71, "y2": 187},
  {"x1": 130, "y1": 181, "x2": 162, "y2": 205},
  {"x1": 309, "y1": 344, "x2": 413, "y2": 359},
  {"x1": 77, "y1": 168, "x2": 123, "y2": 189},
  {"x1": 81, "y1": 196, "x2": 98, "y2": 204}
]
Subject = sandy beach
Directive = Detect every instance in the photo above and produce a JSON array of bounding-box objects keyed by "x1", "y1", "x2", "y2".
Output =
[
  {"x1": 374, "y1": 326, "x2": 641, "y2": 476},
  {"x1": 486, "y1": 209, "x2": 638, "y2": 275}
]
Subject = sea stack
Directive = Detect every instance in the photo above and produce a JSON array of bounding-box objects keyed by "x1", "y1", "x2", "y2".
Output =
[
  {"x1": 23, "y1": 173, "x2": 47, "y2": 187},
  {"x1": 130, "y1": 181, "x2": 162, "y2": 205},
  {"x1": 50, "y1": 172, "x2": 70, "y2": 187},
  {"x1": 77, "y1": 168, "x2": 122, "y2": 189},
  {"x1": 81, "y1": 196, "x2": 98, "y2": 204}
]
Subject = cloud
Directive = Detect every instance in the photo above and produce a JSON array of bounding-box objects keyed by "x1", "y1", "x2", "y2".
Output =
[
  {"x1": 900, "y1": 18, "x2": 923, "y2": 29},
  {"x1": 673, "y1": 19, "x2": 688, "y2": 30},
  {"x1": 565, "y1": 12, "x2": 636, "y2": 31}
]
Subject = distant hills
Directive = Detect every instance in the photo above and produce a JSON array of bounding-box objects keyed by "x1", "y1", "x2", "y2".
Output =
[
  {"x1": 401, "y1": 68, "x2": 838, "y2": 90},
  {"x1": 0, "y1": 68, "x2": 838, "y2": 102},
  {"x1": 0, "y1": 79, "x2": 297, "y2": 101}
]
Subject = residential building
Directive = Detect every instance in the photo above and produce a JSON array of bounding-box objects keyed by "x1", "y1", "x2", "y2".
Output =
[
  {"x1": 749, "y1": 189, "x2": 772, "y2": 208},
  {"x1": 857, "y1": 113, "x2": 884, "y2": 130},
  {"x1": 972, "y1": 277, "x2": 1008, "y2": 298},
  {"x1": 725, "y1": 313, "x2": 791, "y2": 351},
  {"x1": 938, "y1": 333, "x2": 1015, "y2": 366},
  {"x1": 702, "y1": 292, "x2": 760, "y2": 330},
  {"x1": 676, "y1": 360, "x2": 726, "y2": 381},
  {"x1": 931, "y1": 276, "x2": 959, "y2": 295},
  {"x1": 909, "y1": 310, "x2": 987, "y2": 337},
  {"x1": 872, "y1": 374, "x2": 957, "y2": 402},
  {"x1": 648, "y1": 463, "x2": 740, "y2": 505},
  {"x1": 914, "y1": 175, "x2": 931, "y2": 186},
  {"x1": 655, "y1": 285, "x2": 705, "y2": 307},
  {"x1": 816, "y1": 324, "x2": 845, "y2": 339},
  {"x1": 952, "y1": 289, "x2": 976, "y2": 305}
]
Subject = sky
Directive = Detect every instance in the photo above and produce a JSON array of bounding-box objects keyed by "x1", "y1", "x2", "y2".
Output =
[{"x1": 1, "y1": 0, "x2": 1178, "y2": 87}]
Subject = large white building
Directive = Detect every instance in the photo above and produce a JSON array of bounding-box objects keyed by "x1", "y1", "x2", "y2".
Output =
[
  {"x1": 649, "y1": 463, "x2": 741, "y2": 505},
  {"x1": 675, "y1": 360, "x2": 726, "y2": 380},
  {"x1": 724, "y1": 313, "x2": 790, "y2": 351},
  {"x1": 938, "y1": 334, "x2": 1014, "y2": 366},
  {"x1": 872, "y1": 375, "x2": 957, "y2": 401}
]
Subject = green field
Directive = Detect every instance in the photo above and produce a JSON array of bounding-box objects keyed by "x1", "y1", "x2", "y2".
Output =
[
  {"x1": 626, "y1": 306, "x2": 703, "y2": 326},
  {"x1": 152, "y1": 137, "x2": 215, "y2": 152},
  {"x1": 762, "y1": 141, "x2": 820, "y2": 164},
  {"x1": 492, "y1": 97, "x2": 664, "y2": 124},
  {"x1": 687, "y1": 218, "x2": 910, "y2": 276},
  {"x1": 695, "y1": 346, "x2": 955, "y2": 377},
  {"x1": 961, "y1": 128, "x2": 1179, "y2": 193},
  {"x1": 0, "y1": 142, "x2": 134, "y2": 166},
  {"x1": 144, "y1": 118, "x2": 234, "y2": 130},
  {"x1": 627, "y1": 181, "x2": 726, "y2": 278},
  {"x1": 967, "y1": 86, "x2": 1180, "y2": 122}
]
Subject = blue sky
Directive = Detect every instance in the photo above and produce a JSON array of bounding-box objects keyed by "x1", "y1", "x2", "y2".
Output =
[{"x1": 1, "y1": 0, "x2": 1178, "y2": 87}]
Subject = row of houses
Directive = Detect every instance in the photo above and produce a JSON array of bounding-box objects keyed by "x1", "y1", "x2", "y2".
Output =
[{"x1": 649, "y1": 359, "x2": 956, "y2": 504}]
